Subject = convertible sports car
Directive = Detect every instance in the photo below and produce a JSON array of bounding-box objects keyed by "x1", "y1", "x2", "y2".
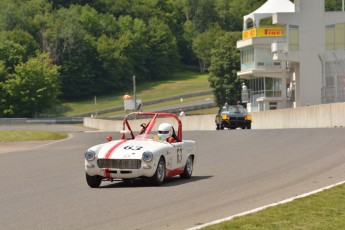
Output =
[
  {"x1": 84, "y1": 112, "x2": 197, "y2": 187},
  {"x1": 215, "y1": 105, "x2": 252, "y2": 130}
]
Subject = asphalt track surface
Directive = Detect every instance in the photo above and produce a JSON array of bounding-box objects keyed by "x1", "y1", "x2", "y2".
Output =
[{"x1": 1, "y1": 126, "x2": 345, "y2": 230}]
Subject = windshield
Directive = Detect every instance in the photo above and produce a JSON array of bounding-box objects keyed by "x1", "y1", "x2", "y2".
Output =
[
  {"x1": 135, "y1": 134, "x2": 155, "y2": 141},
  {"x1": 221, "y1": 106, "x2": 247, "y2": 114}
]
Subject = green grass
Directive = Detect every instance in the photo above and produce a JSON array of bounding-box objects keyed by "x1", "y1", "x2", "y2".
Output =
[
  {"x1": 0, "y1": 130, "x2": 68, "y2": 142},
  {"x1": 55, "y1": 71, "x2": 211, "y2": 117},
  {"x1": 205, "y1": 183, "x2": 345, "y2": 230},
  {"x1": 98, "y1": 94, "x2": 215, "y2": 118}
]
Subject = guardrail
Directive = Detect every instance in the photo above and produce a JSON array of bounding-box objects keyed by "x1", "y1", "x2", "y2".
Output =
[
  {"x1": 74, "y1": 91, "x2": 213, "y2": 117},
  {"x1": 0, "y1": 117, "x2": 83, "y2": 125}
]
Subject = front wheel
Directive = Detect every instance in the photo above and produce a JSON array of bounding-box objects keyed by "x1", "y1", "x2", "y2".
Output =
[
  {"x1": 86, "y1": 173, "x2": 102, "y2": 188},
  {"x1": 151, "y1": 157, "x2": 165, "y2": 185},
  {"x1": 180, "y1": 156, "x2": 193, "y2": 179}
]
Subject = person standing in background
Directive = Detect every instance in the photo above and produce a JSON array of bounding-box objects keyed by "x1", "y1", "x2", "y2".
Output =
[{"x1": 179, "y1": 108, "x2": 186, "y2": 117}]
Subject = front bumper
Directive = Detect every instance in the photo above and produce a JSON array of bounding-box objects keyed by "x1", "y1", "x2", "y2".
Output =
[
  {"x1": 85, "y1": 158, "x2": 157, "y2": 179},
  {"x1": 221, "y1": 119, "x2": 251, "y2": 128}
]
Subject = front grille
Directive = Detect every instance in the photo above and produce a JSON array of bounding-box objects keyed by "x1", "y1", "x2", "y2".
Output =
[
  {"x1": 97, "y1": 159, "x2": 141, "y2": 169},
  {"x1": 230, "y1": 117, "x2": 245, "y2": 121}
]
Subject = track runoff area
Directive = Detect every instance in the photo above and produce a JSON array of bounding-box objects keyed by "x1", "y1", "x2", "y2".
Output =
[{"x1": 186, "y1": 180, "x2": 345, "y2": 230}]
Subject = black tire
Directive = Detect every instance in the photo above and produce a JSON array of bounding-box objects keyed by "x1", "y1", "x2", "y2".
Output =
[
  {"x1": 151, "y1": 157, "x2": 165, "y2": 185},
  {"x1": 86, "y1": 173, "x2": 102, "y2": 188},
  {"x1": 247, "y1": 125, "x2": 251, "y2": 129},
  {"x1": 180, "y1": 156, "x2": 193, "y2": 179},
  {"x1": 122, "y1": 179, "x2": 132, "y2": 183},
  {"x1": 216, "y1": 124, "x2": 220, "y2": 130}
]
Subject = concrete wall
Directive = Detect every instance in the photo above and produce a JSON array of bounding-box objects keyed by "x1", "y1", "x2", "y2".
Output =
[
  {"x1": 252, "y1": 102, "x2": 345, "y2": 129},
  {"x1": 83, "y1": 102, "x2": 345, "y2": 131},
  {"x1": 84, "y1": 115, "x2": 217, "y2": 132}
]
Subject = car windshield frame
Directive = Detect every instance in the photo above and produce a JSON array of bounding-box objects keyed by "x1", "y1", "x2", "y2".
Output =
[
  {"x1": 121, "y1": 112, "x2": 182, "y2": 141},
  {"x1": 220, "y1": 105, "x2": 247, "y2": 115}
]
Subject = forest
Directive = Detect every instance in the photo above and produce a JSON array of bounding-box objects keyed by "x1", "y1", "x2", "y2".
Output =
[{"x1": 0, "y1": 0, "x2": 343, "y2": 117}]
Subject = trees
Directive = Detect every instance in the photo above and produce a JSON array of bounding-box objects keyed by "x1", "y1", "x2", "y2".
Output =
[
  {"x1": 208, "y1": 32, "x2": 242, "y2": 107},
  {"x1": 1, "y1": 53, "x2": 60, "y2": 117},
  {"x1": 145, "y1": 17, "x2": 180, "y2": 80},
  {"x1": 0, "y1": 29, "x2": 40, "y2": 73},
  {"x1": 192, "y1": 25, "x2": 224, "y2": 73},
  {"x1": 0, "y1": 0, "x2": 270, "y2": 116},
  {"x1": 325, "y1": 0, "x2": 344, "y2": 11}
]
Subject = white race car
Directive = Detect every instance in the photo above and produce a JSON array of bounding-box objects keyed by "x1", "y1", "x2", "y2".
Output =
[{"x1": 84, "y1": 112, "x2": 197, "y2": 187}]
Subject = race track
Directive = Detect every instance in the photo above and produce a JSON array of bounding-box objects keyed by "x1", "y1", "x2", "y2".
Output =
[{"x1": 1, "y1": 128, "x2": 345, "y2": 230}]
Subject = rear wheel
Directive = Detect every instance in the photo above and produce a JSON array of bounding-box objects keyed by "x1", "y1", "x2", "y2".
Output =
[
  {"x1": 180, "y1": 156, "x2": 193, "y2": 179},
  {"x1": 86, "y1": 173, "x2": 102, "y2": 188},
  {"x1": 151, "y1": 157, "x2": 165, "y2": 185}
]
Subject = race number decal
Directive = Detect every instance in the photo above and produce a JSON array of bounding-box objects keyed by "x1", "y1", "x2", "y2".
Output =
[
  {"x1": 177, "y1": 148, "x2": 182, "y2": 163},
  {"x1": 123, "y1": 145, "x2": 143, "y2": 151}
]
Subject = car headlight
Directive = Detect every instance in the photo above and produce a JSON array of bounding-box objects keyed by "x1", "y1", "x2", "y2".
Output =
[
  {"x1": 85, "y1": 150, "x2": 96, "y2": 161},
  {"x1": 246, "y1": 115, "x2": 252, "y2": 121},
  {"x1": 142, "y1": 151, "x2": 153, "y2": 162}
]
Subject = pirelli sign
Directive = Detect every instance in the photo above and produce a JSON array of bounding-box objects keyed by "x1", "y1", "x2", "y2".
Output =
[{"x1": 242, "y1": 27, "x2": 283, "y2": 39}]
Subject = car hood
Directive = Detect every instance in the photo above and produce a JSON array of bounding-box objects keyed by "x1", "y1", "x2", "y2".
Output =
[
  {"x1": 221, "y1": 111, "x2": 247, "y2": 117},
  {"x1": 91, "y1": 139, "x2": 171, "y2": 160}
]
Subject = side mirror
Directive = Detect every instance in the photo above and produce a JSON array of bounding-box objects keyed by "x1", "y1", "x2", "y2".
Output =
[{"x1": 106, "y1": 136, "x2": 113, "y2": 142}]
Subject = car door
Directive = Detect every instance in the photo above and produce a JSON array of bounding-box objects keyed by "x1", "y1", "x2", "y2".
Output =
[{"x1": 170, "y1": 142, "x2": 184, "y2": 170}]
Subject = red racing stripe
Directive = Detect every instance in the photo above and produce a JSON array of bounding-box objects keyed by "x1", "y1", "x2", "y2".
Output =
[
  {"x1": 105, "y1": 139, "x2": 127, "y2": 159},
  {"x1": 104, "y1": 140, "x2": 127, "y2": 178}
]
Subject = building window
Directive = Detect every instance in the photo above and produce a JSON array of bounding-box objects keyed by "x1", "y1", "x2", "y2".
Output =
[
  {"x1": 336, "y1": 23, "x2": 345, "y2": 50},
  {"x1": 326, "y1": 24, "x2": 336, "y2": 50},
  {"x1": 249, "y1": 77, "x2": 282, "y2": 107},
  {"x1": 255, "y1": 48, "x2": 282, "y2": 70},
  {"x1": 241, "y1": 47, "x2": 254, "y2": 64},
  {"x1": 240, "y1": 47, "x2": 254, "y2": 70},
  {"x1": 265, "y1": 77, "x2": 282, "y2": 97},
  {"x1": 326, "y1": 23, "x2": 345, "y2": 50},
  {"x1": 289, "y1": 25, "x2": 299, "y2": 51}
]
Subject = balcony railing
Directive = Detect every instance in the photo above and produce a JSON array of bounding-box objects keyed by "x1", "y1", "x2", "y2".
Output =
[{"x1": 241, "y1": 61, "x2": 282, "y2": 71}]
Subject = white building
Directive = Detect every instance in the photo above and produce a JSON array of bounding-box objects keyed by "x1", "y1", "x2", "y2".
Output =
[{"x1": 237, "y1": 0, "x2": 345, "y2": 112}]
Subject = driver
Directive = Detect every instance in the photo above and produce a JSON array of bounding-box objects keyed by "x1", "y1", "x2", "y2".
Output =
[{"x1": 158, "y1": 123, "x2": 180, "y2": 143}]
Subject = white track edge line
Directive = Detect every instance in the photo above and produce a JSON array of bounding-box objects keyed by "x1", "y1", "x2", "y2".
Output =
[
  {"x1": 32, "y1": 133, "x2": 74, "y2": 149},
  {"x1": 186, "y1": 180, "x2": 345, "y2": 230}
]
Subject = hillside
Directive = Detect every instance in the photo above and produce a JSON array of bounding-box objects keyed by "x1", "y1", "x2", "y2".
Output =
[{"x1": 45, "y1": 71, "x2": 217, "y2": 117}]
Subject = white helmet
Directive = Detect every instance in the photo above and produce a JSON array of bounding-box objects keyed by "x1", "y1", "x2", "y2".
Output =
[{"x1": 158, "y1": 123, "x2": 173, "y2": 140}]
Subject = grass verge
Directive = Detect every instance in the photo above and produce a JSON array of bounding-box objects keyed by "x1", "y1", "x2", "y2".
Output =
[
  {"x1": 205, "y1": 183, "x2": 345, "y2": 230},
  {"x1": 97, "y1": 94, "x2": 215, "y2": 118},
  {"x1": 54, "y1": 71, "x2": 210, "y2": 117},
  {"x1": 0, "y1": 130, "x2": 68, "y2": 142}
]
